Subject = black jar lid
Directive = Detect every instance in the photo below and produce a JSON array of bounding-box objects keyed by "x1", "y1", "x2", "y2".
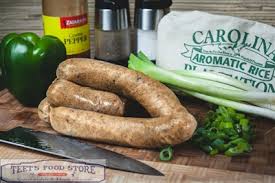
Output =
[
  {"x1": 95, "y1": 0, "x2": 129, "y2": 9},
  {"x1": 135, "y1": 0, "x2": 172, "y2": 9}
]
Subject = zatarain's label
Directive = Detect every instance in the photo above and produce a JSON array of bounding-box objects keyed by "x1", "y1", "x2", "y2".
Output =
[
  {"x1": 43, "y1": 14, "x2": 90, "y2": 55},
  {"x1": 157, "y1": 11, "x2": 275, "y2": 93}
]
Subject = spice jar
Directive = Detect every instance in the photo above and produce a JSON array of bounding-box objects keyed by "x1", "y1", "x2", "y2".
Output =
[
  {"x1": 42, "y1": 0, "x2": 90, "y2": 58},
  {"x1": 134, "y1": 0, "x2": 172, "y2": 62},
  {"x1": 95, "y1": 0, "x2": 131, "y2": 66}
]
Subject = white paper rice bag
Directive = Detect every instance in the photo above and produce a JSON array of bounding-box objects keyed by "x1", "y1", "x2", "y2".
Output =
[{"x1": 157, "y1": 11, "x2": 275, "y2": 93}]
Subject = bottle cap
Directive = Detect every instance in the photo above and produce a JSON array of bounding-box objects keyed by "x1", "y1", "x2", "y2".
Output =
[
  {"x1": 135, "y1": 0, "x2": 172, "y2": 9},
  {"x1": 96, "y1": 0, "x2": 129, "y2": 9},
  {"x1": 95, "y1": 0, "x2": 130, "y2": 31}
]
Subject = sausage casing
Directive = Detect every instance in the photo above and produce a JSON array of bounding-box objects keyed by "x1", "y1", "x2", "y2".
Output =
[
  {"x1": 42, "y1": 59, "x2": 197, "y2": 148},
  {"x1": 47, "y1": 79, "x2": 125, "y2": 116}
]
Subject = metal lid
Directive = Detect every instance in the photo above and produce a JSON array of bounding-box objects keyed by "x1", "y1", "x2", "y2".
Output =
[
  {"x1": 95, "y1": 0, "x2": 130, "y2": 31},
  {"x1": 134, "y1": 9, "x2": 168, "y2": 30},
  {"x1": 96, "y1": 0, "x2": 129, "y2": 9},
  {"x1": 95, "y1": 9, "x2": 130, "y2": 31},
  {"x1": 134, "y1": 0, "x2": 172, "y2": 30},
  {"x1": 135, "y1": 0, "x2": 172, "y2": 9}
]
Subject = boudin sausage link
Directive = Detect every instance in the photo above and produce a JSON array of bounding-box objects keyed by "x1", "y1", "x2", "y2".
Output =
[
  {"x1": 49, "y1": 106, "x2": 196, "y2": 148},
  {"x1": 57, "y1": 58, "x2": 187, "y2": 117},
  {"x1": 44, "y1": 58, "x2": 197, "y2": 148},
  {"x1": 47, "y1": 79, "x2": 125, "y2": 116},
  {"x1": 38, "y1": 98, "x2": 51, "y2": 123}
]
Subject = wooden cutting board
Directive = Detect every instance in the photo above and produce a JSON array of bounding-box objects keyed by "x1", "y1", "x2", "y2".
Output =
[
  {"x1": 1, "y1": 88, "x2": 275, "y2": 180},
  {"x1": 1, "y1": 0, "x2": 275, "y2": 182}
]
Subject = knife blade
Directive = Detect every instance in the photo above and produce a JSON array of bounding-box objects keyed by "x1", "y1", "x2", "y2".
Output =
[{"x1": 0, "y1": 127, "x2": 163, "y2": 176}]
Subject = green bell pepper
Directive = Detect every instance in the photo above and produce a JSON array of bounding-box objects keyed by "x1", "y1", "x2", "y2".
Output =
[{"x1": 0, "y1": 32, "x2": 66, "y2": 106}]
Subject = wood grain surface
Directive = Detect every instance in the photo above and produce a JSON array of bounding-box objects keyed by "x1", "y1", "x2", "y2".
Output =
[
  {"x1": 1, "y1": 0, "x2": 275, "y2": 182},
  {"x1": 1, "y1": 144, "x2": 274, "y2": 183},
  {"x1": 0, "y1": 89, "x2": 275, "y2": 183}
]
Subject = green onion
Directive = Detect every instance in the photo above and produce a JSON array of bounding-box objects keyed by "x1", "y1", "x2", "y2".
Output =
[
  {"x1": 225, "y1": 138, "x2": 252, "y2": 156},
  {"x1": 129, "y1": 54, "x2": 275, "y2": 104},
  {"x1": 175, "y1": 88, "x2": 275, "y2": 120},
  {"x1": 137, "y1": 52, "x2": 154, "y2": 65},
  {"x1": 159, "y1": 145, "x2": 173, "y2": 161},
  {"x1": 173, "y1": 70, "x2": 255, "y2": 91},
  {"x1": 190, "y1": 106, "x2": 253, "y2": 156},
  {"x1": 128, "y1": 52, "x2": 275, "y2": 120},
  {"x1": 168, "y1": 78, "x2": 275, "y2": 111},
  {"x1": 174, "y1": 71, "x2": 275, "y2": 110}
]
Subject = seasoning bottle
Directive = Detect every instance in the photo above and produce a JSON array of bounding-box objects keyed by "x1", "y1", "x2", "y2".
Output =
[
  {"x1": 134, "y1": 0, "x2": 172, "y2": 62},
  {"x1": 95, "y1": 0, "x2": 131, "y2": 66},
  {"x1": 42, "y1": 0, "x2": 90, "y2": 58}
]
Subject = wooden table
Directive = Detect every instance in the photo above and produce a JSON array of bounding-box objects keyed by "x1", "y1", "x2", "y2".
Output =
[{"x1": 1, "y1": 0, "x2": 275, "y2": 182}]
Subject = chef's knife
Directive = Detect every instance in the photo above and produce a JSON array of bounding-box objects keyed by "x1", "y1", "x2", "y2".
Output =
[{"x1": 0, "y1": 127, "x2": 163, "y2": 176}]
